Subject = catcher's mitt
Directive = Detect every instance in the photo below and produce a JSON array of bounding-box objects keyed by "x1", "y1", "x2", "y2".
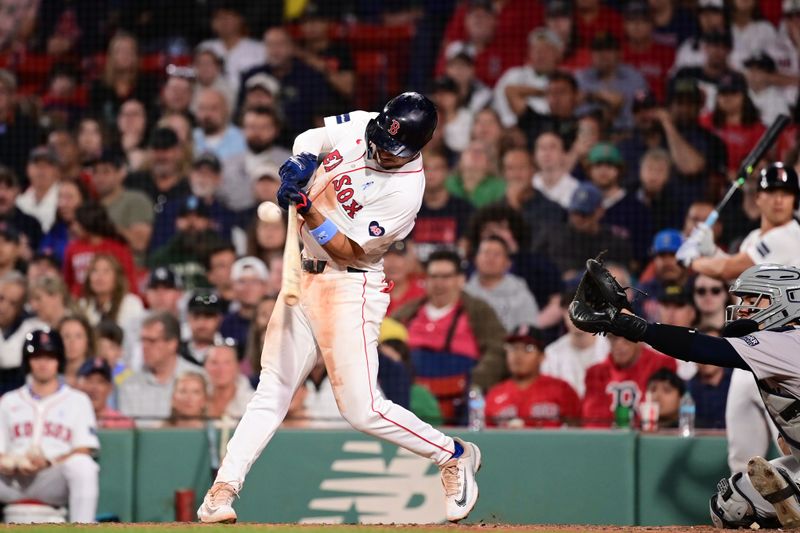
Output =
[{"x1": 569, "y1": 258, "x2": 646, "y2": 340}]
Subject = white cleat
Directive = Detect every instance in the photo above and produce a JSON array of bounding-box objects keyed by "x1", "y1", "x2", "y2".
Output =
[
  {"x1": 748, "y1": 456, "x2": 800, "y2": 529},
  {"x1": 440, "y1": 438, "x2": 482, "y2": 523},
  {"x1": 197, "y1": 482, "x2": 238, "y2": 524}
]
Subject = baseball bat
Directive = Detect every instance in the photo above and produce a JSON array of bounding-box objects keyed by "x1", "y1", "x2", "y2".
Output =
[
  {"x1": 703, "y1": 113, "x2": 790, "y2": 227},
  {"x1": 281, "y1": 204, "x2": 301, "y2": 306}
]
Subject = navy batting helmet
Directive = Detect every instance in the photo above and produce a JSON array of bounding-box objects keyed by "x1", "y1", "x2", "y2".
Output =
[
  {"x1": 22, "y1": 329, "x2": 65, "y2": 373},
  {"x1": 365, "y1": 92, "x2": 438, "y2": 158},
  {"x1": 758, "y1": 162, "x2": 800, "y2": 208}
]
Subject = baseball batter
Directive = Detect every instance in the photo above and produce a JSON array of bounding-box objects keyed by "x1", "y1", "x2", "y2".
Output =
[
  {"x1": 677, "y1": 163, "x2": 800, "y2": 474},
  {"x1": 0, "y1": 329, "x2": 100, "y2": 523},
  {"x1": 198, "y1": 93, "x2": 481, "y2": 524},
  {"x1": 570, "y1": 259, "x2": 800, "y2": 529}
]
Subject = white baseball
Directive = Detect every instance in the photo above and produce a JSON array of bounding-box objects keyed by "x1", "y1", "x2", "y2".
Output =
[{"x1": 257, "y1": 201, "x2": 283, "y2": 223}]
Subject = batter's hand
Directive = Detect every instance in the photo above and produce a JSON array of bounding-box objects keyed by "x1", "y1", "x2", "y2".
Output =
[
  {"x1": 277, "y1": 182, "x2": 312, "y2": 215},
  {"x1": 279, "y1": 152, "x2": 317, "y2": 188}
]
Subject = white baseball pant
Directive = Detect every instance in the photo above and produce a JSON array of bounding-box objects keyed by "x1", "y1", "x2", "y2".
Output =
[
  {"x1": 726, "y1": 368, "x2": 779, "y2": 473},
  {"x1": 0, "y1": 454, "x2": 99, "y2": 522},
  {"x1": 215, "y1": 269, "x2": 456, "y2": 491}
]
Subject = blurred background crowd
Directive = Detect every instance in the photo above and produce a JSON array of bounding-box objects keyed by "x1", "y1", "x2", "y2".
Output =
[{"x1": 0, "y1": 0, "x2": 799, "y2": 431}]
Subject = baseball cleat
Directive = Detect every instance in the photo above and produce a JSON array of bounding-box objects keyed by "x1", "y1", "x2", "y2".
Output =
[
  {"x1": 748, "y1": 456, "x2": 800, "y2": 529},
  {"x1": 197, "y1": 482, "x2": 238, "y2": 524},
  {"x1": 440, "y1": 438, "x2": 482, "y2": 523}
]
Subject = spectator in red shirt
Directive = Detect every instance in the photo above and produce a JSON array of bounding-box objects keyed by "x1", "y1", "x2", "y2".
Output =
[
  {"x1": 581, "y1": 334, "x2": 677, "y2": 427},
  {"x1": 62, "y1": 203, "x2": 138, "y2": 297},
  {"x1": 486, "y1": 324, "x2": 580, "y2": 428},
  {"x1": 621, "y1": 2, "x2": 676, "y2": 103},
  {"x1": 385, "y1": 241, "x2": 425, "y2": 316},
  {"x1": 574, "y1": 0, "x2": 624, "y2": 48},
  {"x1": 699, "y1": 72, "x2": 766, "y2": 181},
  {"x1": 437, "y1": 2, "x2": 518, "y2": 87},
  {"x1": 392, "y1": 250, "x2": 507, "y2": 408}
]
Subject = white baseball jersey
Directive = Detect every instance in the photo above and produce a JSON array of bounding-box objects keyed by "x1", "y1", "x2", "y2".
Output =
[
  {"x1": 739, "y1": 220, "x2": 800, "y2": 267},
  {"x1": 301, "y1": 111, "x2": 425, "y2": 271},
  {"x1": 726, "y1": 328, "x2": 800, "y2": 460},
  {"x1": 0, "y1": 384, "x2": 99, "y2": 460},
  {"x1": 214, "y1": 111, "x2": 458, "y2": 495}
]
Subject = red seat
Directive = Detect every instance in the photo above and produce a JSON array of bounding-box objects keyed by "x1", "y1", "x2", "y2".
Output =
[{"x1": 416, "y1": 374, "x2": 469, "y2": 425}]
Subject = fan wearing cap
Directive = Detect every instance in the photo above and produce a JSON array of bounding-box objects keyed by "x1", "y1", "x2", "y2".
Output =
[
  {"x1": 197, "y1": 0, "x2": 265, "y2": 95},
  {"x1": 743, "y1": 52, "x2": 792, "y2": 126},
  {"x1": 219, "y1": 257, "x2": 269, "y2": 353},
  {"x1": 0, "y1": 329, "x2": 100, "y2": 522},
  {"x1": 728, "y1": 0, "x2": 782, "y2": 72},
  {"x1": 538, "y1": 182, "x2": 634, "y2": 277},
  {"x1": 492, "y1": 28, "x2": 564, "y2": 128},
  {"x1": 239, "y1": 27, "x2": 333, "y2": 141},
  {"x1": 576, "y1": 33, "x2": 648, "y2": 131},
  {"x1": 699, "y1": 72, "x2": 766, "y2": 180},
  {"x1": 147, "y1": 195, "x2": 226, "y2": 290},
  {"x1": 125, "y1": 127, "x2": 192, "y2": 209},
  {"x1": 90, "y1": 149, "x2": 154, "y2": 261},
  {"x1": 637, "y1": 229, "x2": 688, "y2": 322},
  {"x1": 586, "y1": 142, "x2": 653, "y2": 267},
  {"x1": 144, "y1": 267, "x2": 184, "y2": 319},
  {"x1": 674, "y1": 0, "x2": 727, "y2": 70},
  {"x1": 182, "y1": 291, "x2": 225, "y2": 366},
  {"x1": 620, "y1": 1, "x2": 675, "y2": 104},
  {"x1": 77, "y1": 358, "x2": 135, "y2": 430},
  {"x1": 672, "y1": 31, "x2": 738, "y2": 113},
  {"x1": 485, "y1": 325, "x2": 579, "y2": 428},
  {"x1": 149, "y1": 152, "x2": 237, "y2": 252},
  {"x1": 17, "y1": 146, "x2": 61, "y2": 233}
]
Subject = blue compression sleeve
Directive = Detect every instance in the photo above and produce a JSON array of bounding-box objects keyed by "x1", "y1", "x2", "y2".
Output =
[{"x1": 641, "y1": 323, "x2": 749, "y2": 370}]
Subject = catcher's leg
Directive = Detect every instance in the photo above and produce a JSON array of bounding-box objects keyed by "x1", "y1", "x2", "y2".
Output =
[
  {"x1": 748, "y1": 455, "x2": 800, "y2": 528},
  {"x1": 710, "y1": 455, "x2": 800, "y2": 529},
  {"x1": 199, "y1": 294, "x2": 318, "y2": 523},
  {"x1": 726, "y1": 368, "x2": 778, "y2": 473}
]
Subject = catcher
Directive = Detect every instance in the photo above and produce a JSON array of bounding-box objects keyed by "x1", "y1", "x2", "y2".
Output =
[{"x1": 569, "y1": 259, "x2": 800, "y2": 529}]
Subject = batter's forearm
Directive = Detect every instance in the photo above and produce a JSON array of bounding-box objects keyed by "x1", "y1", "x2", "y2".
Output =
[
  {"x1": 641, "y1": 323, "x2": 749, "y2": 370},
  {"x1": 303, "y1": 206, "x2": 364, "y2": 264}
]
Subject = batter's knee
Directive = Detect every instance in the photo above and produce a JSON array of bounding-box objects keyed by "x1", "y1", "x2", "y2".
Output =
[
  {"x1": 340, "y1": 404, "x2": 382, "y2": 433},
  {"x1": 710, "y1": 472, "x2": 779, "y2": 529}
]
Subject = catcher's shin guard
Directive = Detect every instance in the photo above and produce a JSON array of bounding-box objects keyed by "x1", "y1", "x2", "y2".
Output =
[
  {"x1": 748, "y1": 456, "x2": 800, "y2": 529},
  {"x1": 709, "y1": 472, "x2": 780, "y2": 529}
]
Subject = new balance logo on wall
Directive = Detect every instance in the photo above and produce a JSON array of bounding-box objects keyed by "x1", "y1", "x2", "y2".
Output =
[{"x1": 300, "y1": 440, "x2": 445, "y2": 524}]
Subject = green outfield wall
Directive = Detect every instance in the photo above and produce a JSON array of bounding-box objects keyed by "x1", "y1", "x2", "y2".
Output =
[{"x1": 94, "y1": 428, "x2": 770, "y2": 525}]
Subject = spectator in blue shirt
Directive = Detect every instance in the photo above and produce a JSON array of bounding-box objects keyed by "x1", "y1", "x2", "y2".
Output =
[{"x1": 221, "y1": 257, "x2": 269, "y2": 358}]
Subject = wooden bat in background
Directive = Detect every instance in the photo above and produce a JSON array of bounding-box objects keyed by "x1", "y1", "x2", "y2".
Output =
[
  {"x1": 282, "y1": 204, "x2": 301, "y2": 306},
  {"x1": 702, "y1": 113, "x2": 790, "y2": 228}
]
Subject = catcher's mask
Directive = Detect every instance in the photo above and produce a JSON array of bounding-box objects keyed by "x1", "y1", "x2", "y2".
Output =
[{"x1": 725, "y1": 264, "x2": 800, "y2": 329}]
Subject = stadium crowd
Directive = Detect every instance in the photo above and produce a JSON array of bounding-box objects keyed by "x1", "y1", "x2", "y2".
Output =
[{"x1": 0, "y1": 0, "x2": 799, "y2": 438}]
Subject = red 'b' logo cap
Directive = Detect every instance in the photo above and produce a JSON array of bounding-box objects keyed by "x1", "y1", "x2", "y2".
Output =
[{"x1": 388, "y1": 119, "x2": 400, "y2": 136}]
